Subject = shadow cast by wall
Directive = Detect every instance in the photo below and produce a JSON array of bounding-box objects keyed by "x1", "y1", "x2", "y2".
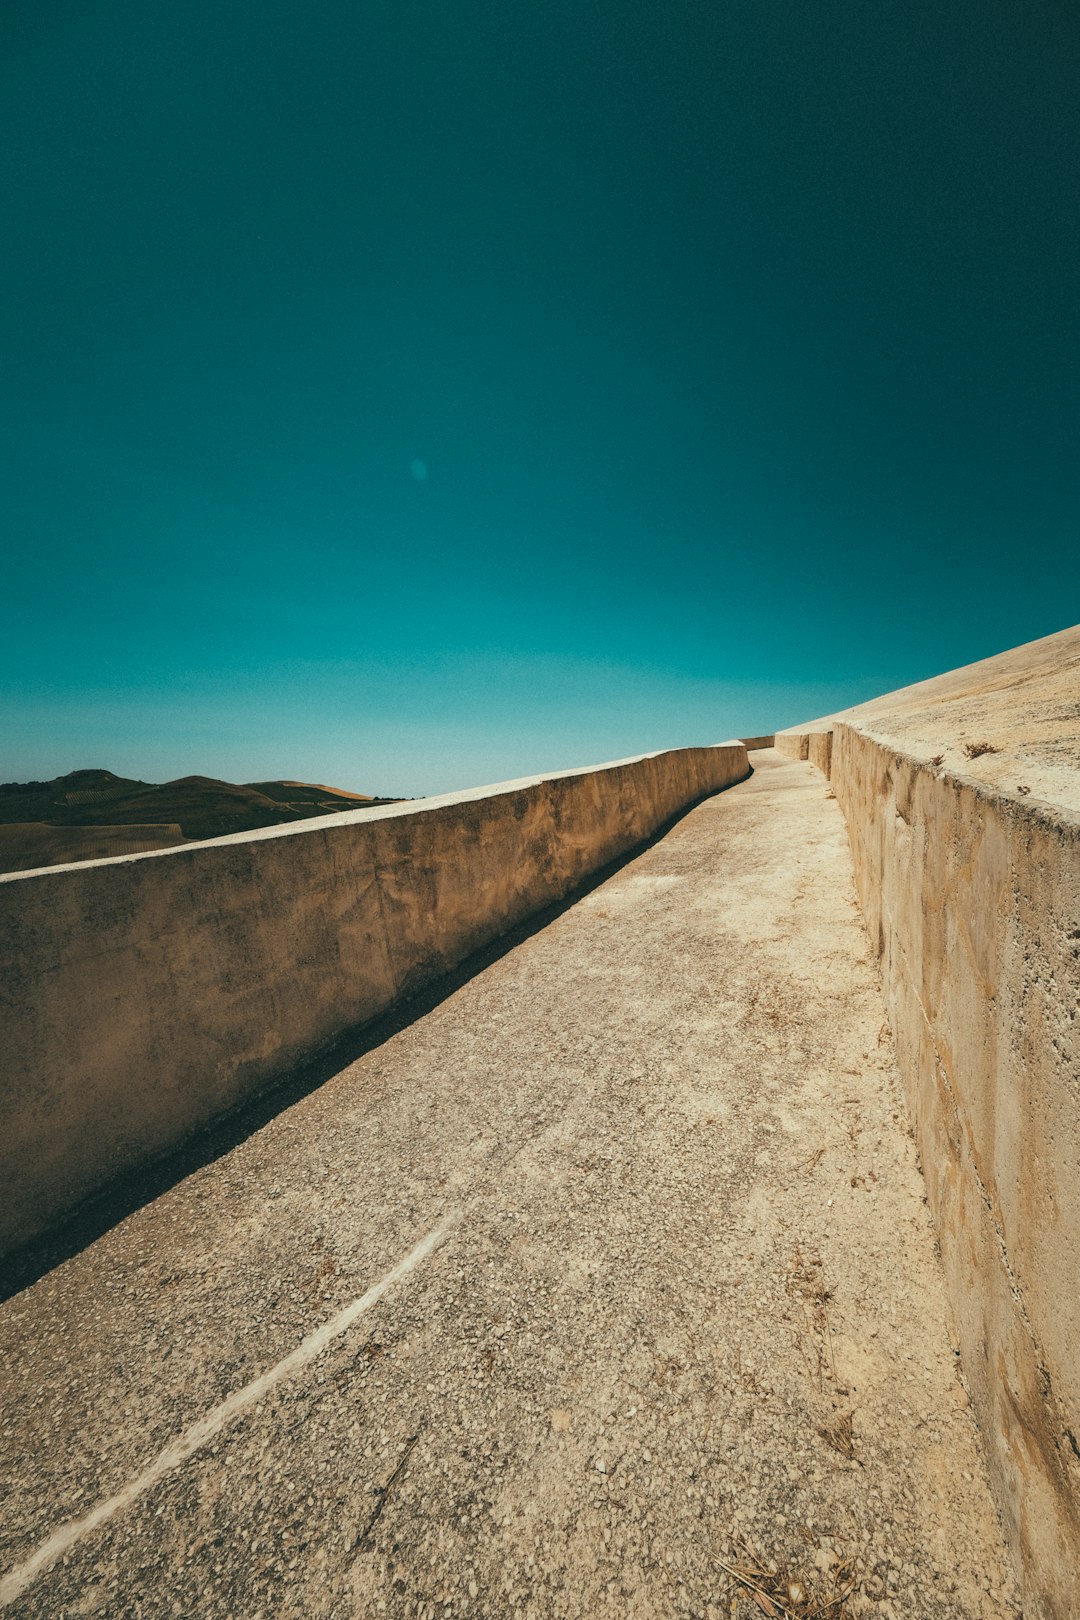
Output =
[{"x1": 0, "y1": 771, "x2": 749, "y2": 1303}]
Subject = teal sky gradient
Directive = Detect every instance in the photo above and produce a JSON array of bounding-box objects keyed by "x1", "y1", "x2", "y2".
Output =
[{"x1": 3, "y1": 2, "x2": 1078, "y2": 795}]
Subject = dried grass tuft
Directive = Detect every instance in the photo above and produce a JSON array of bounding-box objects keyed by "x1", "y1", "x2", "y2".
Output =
[{"x1": 717, "y1": 1539, "x2": 858, "y2": 1617}]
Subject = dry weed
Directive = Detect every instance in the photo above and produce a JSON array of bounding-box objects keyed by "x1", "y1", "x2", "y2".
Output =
[
  {"x1": 818, "y1": 1409, "x2": 855, "y2": 1458},
  {"x1": 717, "y1": 1539, "x2": 857, "y2": 1617},
  {"x1": 786, "y1": 1247, "x2": 835, "y2": 1391}
]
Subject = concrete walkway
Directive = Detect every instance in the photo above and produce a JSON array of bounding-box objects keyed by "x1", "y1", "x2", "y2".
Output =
[{"x1": 0, "y1": 753, "x2": 1018, "y2": 1619}]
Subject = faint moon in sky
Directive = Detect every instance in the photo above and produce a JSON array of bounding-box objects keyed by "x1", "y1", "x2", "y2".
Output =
[{"x1": 410, "y1": 458, "x2": 428, "y2": 482}]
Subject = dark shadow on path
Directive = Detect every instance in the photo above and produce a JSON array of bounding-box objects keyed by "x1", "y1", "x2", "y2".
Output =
[{"x1": 0, "y1": 769, "x2": 751, "y2": 1302}]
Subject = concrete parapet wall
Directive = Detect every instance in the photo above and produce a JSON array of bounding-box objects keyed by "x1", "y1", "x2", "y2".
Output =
[
  {"x1": 813, "y1": 722, "x2": 1080, "y2": 1617},
  {"x1": 739, "y1": 735, "x2": 775, "y2": 750},
  {"x1": 808, "y1": 731, "x2": 833, "y2": 777},
  {"x1": 775, "y1": 728, "x2": 833, "y2": 771},
  {"x1": 775, "y1": 731, "x2": 810, "y2": 761},
  {"x1": 0, "y1": 744, "x2": 748, "y2": 1258}
]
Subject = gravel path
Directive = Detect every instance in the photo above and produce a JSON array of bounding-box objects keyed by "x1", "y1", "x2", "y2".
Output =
[{"x1": 0, "y1": 751, "x2": 1019, "y2": 1618}]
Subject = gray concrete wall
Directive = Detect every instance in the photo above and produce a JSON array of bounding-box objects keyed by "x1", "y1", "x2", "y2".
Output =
[
  {"x1": 0, "y1": 744, "x2": 748, "y2": 1258},
  {"x1": 785, "y1": 721, "x2": 1080, "y2": 1619}
]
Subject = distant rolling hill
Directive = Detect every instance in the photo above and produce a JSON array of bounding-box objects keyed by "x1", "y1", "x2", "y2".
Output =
[{"x1": 0, "y1": 768, "x2": 399, "y2": 874}]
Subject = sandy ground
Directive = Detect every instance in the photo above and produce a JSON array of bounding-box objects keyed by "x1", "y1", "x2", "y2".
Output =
[{"x1": 0, "y1": 752, "x2": 1019, "y2": 1618}]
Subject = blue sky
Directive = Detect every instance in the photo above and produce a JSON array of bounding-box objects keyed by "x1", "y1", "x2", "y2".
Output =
[{"x1": 3, "y1": 1, "x2": 1078, "y2": 795}]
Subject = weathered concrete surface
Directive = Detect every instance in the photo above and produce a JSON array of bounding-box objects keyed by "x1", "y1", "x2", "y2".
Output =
[
  {"x1": 0, "y1": 755, "x2": 1017, "y2": 1618},
  {"x1": 777, "y1": 622, "x2": 1080, "y2": 809},
  {"x1": 0, "y1": 746, "x2": 746, "y2": 1257},
  {"x1": 777, "y1": 624, "x2": 1080, "y2": 1618},
  {"x1": 776, "y1": 732, "x2": 810, "y2": 761},
  {"x1": 830, "y1": 729, "x2": 1080, "y2": 1619}
]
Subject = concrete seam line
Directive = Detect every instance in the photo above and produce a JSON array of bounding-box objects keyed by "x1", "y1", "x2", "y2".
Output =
[{"x1": 0, "y1": 1215, "x2": 459, "y2": 1609}]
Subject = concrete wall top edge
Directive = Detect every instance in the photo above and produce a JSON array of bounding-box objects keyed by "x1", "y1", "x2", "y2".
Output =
[
  {"x1": 0, "y1": 742, "x2": 748, "y2": 886},
  {"x1": 777, "y1": 714, "x2": 1080, "y2": 823},
  {"x1": 772, "y1": 622, "x2": 1080, "y2": 814},
  {"x1": 843, "y1": 721, "x2": 1080, "y2": 827}
]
